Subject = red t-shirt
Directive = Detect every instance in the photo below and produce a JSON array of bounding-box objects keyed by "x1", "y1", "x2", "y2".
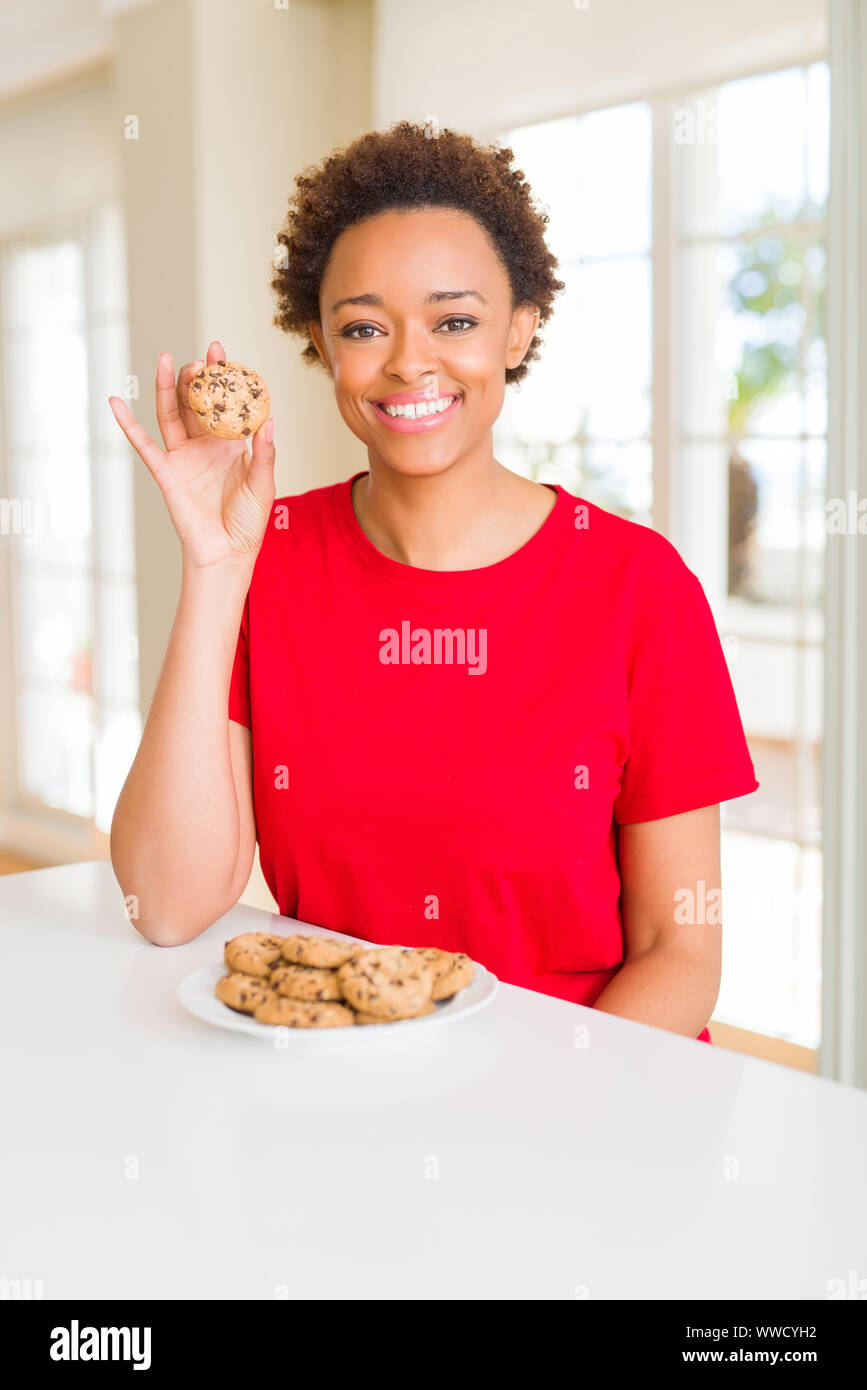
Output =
[{"x1": 229, "y1": 471, "x2": 759, "y2": 1043}]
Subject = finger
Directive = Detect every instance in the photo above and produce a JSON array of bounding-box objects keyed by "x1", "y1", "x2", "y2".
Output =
[
  {"x1": 176, "y1": 357, "x2": 207, "y2": 437},
  {"x1": 247, "y1": 417, "x2": 276, "y2": 502},
  {"x1": 109, "y1": 396, "x2": 167, "y2": 483},
  {"x1": 206, "y1": 340, "x2": 227, "y2": 365},
  {"x1": 154, "y1": 352, "x2": 189, "y2": 451}
]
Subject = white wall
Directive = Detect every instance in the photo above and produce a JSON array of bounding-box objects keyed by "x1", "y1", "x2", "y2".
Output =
[
  {"x1": 374, "y1": 0, "x2": 826, "y2": 134},
  {"x1": 0, "y1": 68, "x2": 118, "y2": 233}
]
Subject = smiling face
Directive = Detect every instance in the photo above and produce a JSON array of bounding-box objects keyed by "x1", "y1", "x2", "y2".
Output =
[{"x1": 307, "y1": 207, "x2": 539, "y2": 478}]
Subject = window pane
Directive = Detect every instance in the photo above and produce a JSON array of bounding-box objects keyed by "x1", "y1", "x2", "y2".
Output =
[
  {"x1": 507, "y1": 102, "x2": 651, "y2": 262},
  {"x1": 4, "y1": 325, "x2": 88, "y2": 453},
  {"x1": 499, "y1": 257, "x2": 652, "y2": 447},
  {"x1": 726, "y1": 707, "x2": 822, "y2": 843},
  {"x1": 582, "y1": 258, "x2": 651, "y2": 439},
  {"x1": 3, "y1": 240, "x2": 83, "y2": 331},
  {"x1": 806, "y1": 61, "x2": 830, "y2": 211},
  {"x1": 506, "y1": 116, "x2": 582, "y2": 265},
  {"x1": 581, "y1": 440, "x2": 652, "y2": 521},
  {"x1": 576, "y1": 103, "x2": 651, "y2": 258},
  {"x1": 93, "y1": 443, "x2": 136, "y2": 577},
  {"x1": 496, "y1": 105, "x2": 652, "y2": 509},
  {"x1": 497, "y1": 259, "x2": 584, "y2": 448},
  {"x1": 14, "y1": 570, "x2": 93, "y2": 693},
  {"x1": 4, "y1": 241, "x2": 92, "y2": 568},
  {"x1": 88, "y1": 316, "x2": 131, "y2": 449},
  {"x1": 2, "y1": 215, "x2": 139, "y2": 829},
  {"x1": 17, "y1": 687, "x2": 94, "y2": 818},
  {"x1": 678, "y1": 243, "x2": 731, "y2": 438},
  {"x1": 718, "y1": 833, "x2": 821, "y2": 1048},
  {"x1": 95, "y1": 706, "x2": 141, "y2": 835},
  {"x1": 680, "y1": 232, "x2": 827, "y2": 445},
  {"x1": 11, "y1": 443, "x2": 92, "y2": 571},
  {"x1": 735, "y1": 438, "x2": 824, "y2": 606},
  {"x1": 717, "y1": 68, "x2": 808, "y2": 234},
  {"x1": 678, "y1": 69, "x2": 811, "y2": 240},
  {"x1": 96, "y1": 578, "x2": 139, "y2": 706}
]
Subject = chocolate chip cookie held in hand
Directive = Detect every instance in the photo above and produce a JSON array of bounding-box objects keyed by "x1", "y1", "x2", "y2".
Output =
[
  {"x1": 107, "y1": 342, "x2": 275, "y2": 568},
  {"x1": 188, "y1": 360, "x2": 270, "y2": 440}
]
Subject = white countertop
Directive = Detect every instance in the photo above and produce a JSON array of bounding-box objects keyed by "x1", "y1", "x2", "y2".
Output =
[{"x1": 1, "y1": 860, "x2": 865, "y2": 1300}]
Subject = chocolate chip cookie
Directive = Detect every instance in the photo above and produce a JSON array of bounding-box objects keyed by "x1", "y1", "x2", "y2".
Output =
[
  {"x1": 337, "y1": 945, "x2": 435, "y2": 1020},
  {"x1": 280, "y1": 934, "x2": 367, "y2": 968},
  {"x1": 411, "y1": 948, "x2": 475, "y2": 1000},
  {"x1": 270, "y1": 962, "x2": 342, "y2": 1002},
  {"x1": 252, "y1": 995, "x2": 355, "y2": 1028},
  {"x1": 224, "y1": 931, "x2": 285, "y2": 978},
  {"x1": 189, "y1": 360, "x2": 270, "y2": 440},
  {"x1": 353, "y1": 1000, "x2": 436, "y2": 1025},
  {"x1": 216, "y1": 972, "x2": 277, "y2": 1015}
]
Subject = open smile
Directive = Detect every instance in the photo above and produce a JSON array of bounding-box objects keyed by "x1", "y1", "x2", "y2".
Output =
[{"x1": 370, "y1": 393, "x2": 463, "y2": 433}]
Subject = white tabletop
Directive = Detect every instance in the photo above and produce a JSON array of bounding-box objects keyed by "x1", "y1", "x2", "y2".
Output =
[{"x1": 1, "y1": 860, "x2": 865, "y2": 1300}]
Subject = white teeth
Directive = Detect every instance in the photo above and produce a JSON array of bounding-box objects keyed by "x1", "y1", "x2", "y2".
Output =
[{"x1": 380, "y1": 396, "x2": 457, "y2": 418}]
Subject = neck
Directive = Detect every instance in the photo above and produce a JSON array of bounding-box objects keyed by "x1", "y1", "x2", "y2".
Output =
[{"x1": 353, "y1": 451, "x2": 553, "y2": 572}]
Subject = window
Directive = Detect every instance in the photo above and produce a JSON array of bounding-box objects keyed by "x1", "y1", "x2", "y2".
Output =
[
  {"x1": 497, "y1": 59, "x2": 829, "y2": 1050},
  {"x1": 496, "y1": 105, "x2": 653, "y2": 523},
  {"x1": 0, "y1": 202, "x2": 141, "y2": 835}
]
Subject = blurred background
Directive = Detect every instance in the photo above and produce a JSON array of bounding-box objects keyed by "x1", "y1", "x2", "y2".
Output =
[{"x1": 1, "y1": 0, "x2": 865, "y2": 1082}]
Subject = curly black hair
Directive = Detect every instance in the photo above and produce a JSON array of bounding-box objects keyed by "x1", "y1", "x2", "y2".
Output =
[{"x1": 270, "y1": 118, "x2": 564, "y2": 387}]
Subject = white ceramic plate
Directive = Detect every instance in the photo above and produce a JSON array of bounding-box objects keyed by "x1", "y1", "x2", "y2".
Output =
[{"x1": 177, "y1": 958, "x2": 498, "y2": 1044}]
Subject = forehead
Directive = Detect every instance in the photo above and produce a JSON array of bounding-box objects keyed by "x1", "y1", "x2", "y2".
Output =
[{"x1": 321, "y1": 207, "x2": 504, "y2": 306}]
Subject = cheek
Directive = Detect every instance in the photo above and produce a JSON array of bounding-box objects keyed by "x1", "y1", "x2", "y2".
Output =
[
  {"x1": 459, "y1": 345, "x2": 507, "y2": 421},
  {"x1": 457, "y1": 335, "x2": 505, "y2": 382},
  {"x1": 331, "y1": 353, "x2": 373, "y2": 415},
  {"x1": 329, "y1": 347, "x2": 356, "y2": 392}
]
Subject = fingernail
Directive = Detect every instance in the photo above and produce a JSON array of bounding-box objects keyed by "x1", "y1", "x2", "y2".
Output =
[{"x1": 265, "y1": 419, "x2": 274, "y2": 444}]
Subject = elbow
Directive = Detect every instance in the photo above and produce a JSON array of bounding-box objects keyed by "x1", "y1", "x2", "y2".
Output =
[
  {"x1": 132, "y1": 918, "x2": 194, "y2": 949},
  {"x1": 109, "y1": 827, "x2": 240, "y2": 947},
  {"x1": 110, "y1": 858, "x2": 213, "y2": 948},
  {"x1": 121, "y1": 894, "x2": 198, "y2": 948}
]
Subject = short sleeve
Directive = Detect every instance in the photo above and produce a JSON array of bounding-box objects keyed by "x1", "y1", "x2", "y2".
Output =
[
  {"x1": 228, "y1": 595, "x2": 251, "y2": 729},
  {"x1": 613, "y1": 554, "x2": 759, "y2": 825}
]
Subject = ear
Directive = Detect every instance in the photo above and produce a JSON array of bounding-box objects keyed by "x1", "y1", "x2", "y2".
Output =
[
  {"x1": 504, "y1": 303, "x2": 540, "y2": 370},
  {"x1": 307, "y1": 320, "x2": 332, "y2": 373}
]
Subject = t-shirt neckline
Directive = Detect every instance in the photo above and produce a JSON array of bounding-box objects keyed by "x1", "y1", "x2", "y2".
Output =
[{"x1": 332, "y1": 470, "x2": 575, "y2": 593}]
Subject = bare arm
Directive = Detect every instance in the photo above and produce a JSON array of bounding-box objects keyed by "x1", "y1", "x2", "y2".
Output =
[
  {"x1": 592, "y1": 804, "x2": 722, "y2": 1037},
  {"x1": 108, "y1": 343, "x2": 275, "y2": 945}
]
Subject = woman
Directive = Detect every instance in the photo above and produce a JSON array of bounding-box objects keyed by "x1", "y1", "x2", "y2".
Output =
[{"x1": 108, "y1": 120, "x2": 758, "y2": 1043}]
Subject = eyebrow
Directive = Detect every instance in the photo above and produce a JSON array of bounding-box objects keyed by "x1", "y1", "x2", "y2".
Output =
[{"x1": 329, "y1": 289, "x2": 488, "y2": 315}]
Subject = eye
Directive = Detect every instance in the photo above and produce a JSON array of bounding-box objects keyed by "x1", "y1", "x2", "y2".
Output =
[
  {"x1": 438, "y1": 316, "x2": 477, "y2": 333},
  {"x1": 340, "y1": 315, "x2": 478, "y2": 340},
  {"x1": 341, "y1": 323, "x2": 382, "y2": 340}
]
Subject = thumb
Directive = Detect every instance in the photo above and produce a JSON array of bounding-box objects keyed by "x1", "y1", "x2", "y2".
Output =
[{"x1": 247, "y1": 417, "x2": 276, "y2": 499}]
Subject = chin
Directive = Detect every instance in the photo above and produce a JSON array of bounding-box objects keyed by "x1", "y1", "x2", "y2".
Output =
[{"x1": 372, "y1": 455, "x2": 463, "y2": 480}]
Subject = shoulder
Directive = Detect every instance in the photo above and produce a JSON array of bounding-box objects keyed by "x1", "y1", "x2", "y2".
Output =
[
  {"x1": 252, "y1": 475, "x2": 346, "y2": 565},
  {"x1": 268, "y1": 477, "x2": 341, "y2": 530},
  {"x1": 571, "y1": 494, "x2": 699, "y2": 601}
]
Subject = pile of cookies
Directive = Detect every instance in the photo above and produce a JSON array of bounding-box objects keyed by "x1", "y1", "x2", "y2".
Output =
[{"x1": 216, "y1": 932, "x2": 474, "y2": 1028}]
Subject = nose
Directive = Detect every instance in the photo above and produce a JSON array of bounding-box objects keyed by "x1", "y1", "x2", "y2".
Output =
[{"x1": 382, "y1": 321, "x2": 439, "y2": 386}]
